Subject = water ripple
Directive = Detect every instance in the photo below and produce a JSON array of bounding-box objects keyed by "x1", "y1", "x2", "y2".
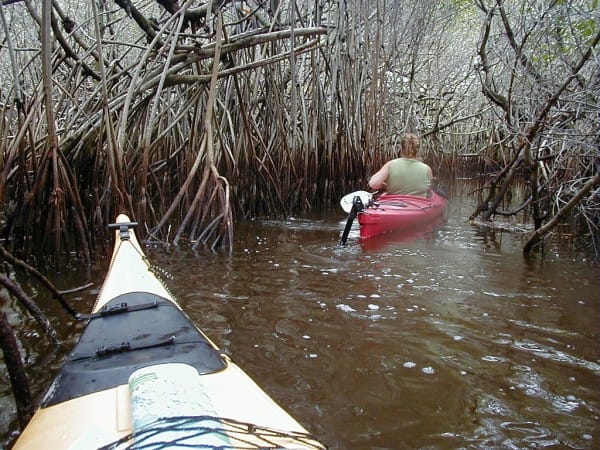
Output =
[{"x1": 512, "y1": 339, "x2": 600, "y2": 372}]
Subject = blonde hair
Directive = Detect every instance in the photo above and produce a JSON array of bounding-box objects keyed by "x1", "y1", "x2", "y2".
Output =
[{"x1": 400, "y1": 133, "x2": 420, "y2": 158}]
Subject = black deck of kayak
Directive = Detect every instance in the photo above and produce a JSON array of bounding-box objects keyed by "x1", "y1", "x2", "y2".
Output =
[{"x1": 42, "y1": 292, "x2": 227, "y2": 407}]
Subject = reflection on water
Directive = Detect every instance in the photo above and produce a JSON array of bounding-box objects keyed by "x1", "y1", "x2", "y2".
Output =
[{"x1": 1, "y1": 184, "x2": 599, "y2": 449}]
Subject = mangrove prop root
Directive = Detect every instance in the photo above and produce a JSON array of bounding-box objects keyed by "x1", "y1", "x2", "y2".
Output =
[
  {"x1": 0, "y1": 310, "x2": 34, "y2": 428},
  {"x1": 0, "y1": 245, "x2": 80, "y2": 319},
  {"x1": 524, "y1": 174, "x2": 600, "y2": 254},
  {"x1": 0, "y1": 273, "x2": 59, "y2": 343}
]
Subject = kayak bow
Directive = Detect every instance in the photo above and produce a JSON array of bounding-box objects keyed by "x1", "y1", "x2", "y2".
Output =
[{"x1": 13, "y1": 214, "x2": 325, "y2": 450}]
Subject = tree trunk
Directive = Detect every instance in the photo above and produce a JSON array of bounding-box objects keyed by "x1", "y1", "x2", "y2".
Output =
[{"x1": 41, "y1": 0, "x2": 62, "y2": 257}]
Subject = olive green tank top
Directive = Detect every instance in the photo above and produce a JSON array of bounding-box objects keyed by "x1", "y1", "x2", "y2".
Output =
[{"x1": 386, "y1": 158, "x2": 431, "y2": 196}]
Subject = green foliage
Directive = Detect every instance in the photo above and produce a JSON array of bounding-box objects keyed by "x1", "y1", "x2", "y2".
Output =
[{"x1": 575, "y1": 17, "x2": 598, "y2": 41}]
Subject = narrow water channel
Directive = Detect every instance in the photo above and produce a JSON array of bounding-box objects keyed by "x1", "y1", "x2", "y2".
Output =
[{"x1": 1, "y1": 182, "x2": 599, "y2": 449}]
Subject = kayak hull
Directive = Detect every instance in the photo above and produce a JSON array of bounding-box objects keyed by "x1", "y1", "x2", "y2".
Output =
[
  {"x1": 357, "y1": 192, "x2": 447, "y2": 239},
  {"x1": 13, "y1": 214, "x2": 324, "y2": 449}
]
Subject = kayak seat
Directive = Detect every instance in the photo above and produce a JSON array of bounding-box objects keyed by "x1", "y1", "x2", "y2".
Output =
[{"x1": 42, "y1": 292, "x2": 227, "y2": 407}]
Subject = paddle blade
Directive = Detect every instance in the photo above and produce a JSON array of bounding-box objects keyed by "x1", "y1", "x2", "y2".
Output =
[{"x1": 340, "y1": 191, "x2": 372, "y2": 213}]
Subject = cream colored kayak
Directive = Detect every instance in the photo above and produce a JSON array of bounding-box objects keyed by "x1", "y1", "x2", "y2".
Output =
[{"x1": 13, "y1": 214, "x2": 325, "y2": 449}]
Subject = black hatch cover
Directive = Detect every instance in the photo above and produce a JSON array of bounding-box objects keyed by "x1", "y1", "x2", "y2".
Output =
[{"x1": 42, "y1": 292, "x2": 227, "y2": 406}]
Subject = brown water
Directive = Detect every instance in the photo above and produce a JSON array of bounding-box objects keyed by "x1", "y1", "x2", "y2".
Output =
[{"x1": 1, "y1": 184, "x2": 599, "y2": 449}]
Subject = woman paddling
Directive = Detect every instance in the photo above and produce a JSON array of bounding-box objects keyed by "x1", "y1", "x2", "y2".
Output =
[{"x1": 368, "y1": 133, "x2": 432, "y2": 197}]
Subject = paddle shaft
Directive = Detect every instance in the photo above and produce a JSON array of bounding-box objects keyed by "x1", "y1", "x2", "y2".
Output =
[{"x1": 339, "y1": 196, "x2": 365, "y2": 245}]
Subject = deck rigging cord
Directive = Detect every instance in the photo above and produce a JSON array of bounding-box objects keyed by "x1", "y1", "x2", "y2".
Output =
[{"x1": 98, "y1": 415, "x2": 327, "y2": 449}]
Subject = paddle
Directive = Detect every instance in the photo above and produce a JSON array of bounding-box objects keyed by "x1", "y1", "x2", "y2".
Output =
[
  {"x1": 339, "y1": 190, "x2": 373, "y2": 213},
  {"x1": 339, "y1": 193, "x2": 369, "y2": 246}
]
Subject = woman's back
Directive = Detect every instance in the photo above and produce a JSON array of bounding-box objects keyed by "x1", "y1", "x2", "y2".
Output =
[{"x1": 386, "y1": 158, "x2": 431, "y2": 196}]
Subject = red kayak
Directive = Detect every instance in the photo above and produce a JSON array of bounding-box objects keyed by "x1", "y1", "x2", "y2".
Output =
[
  {"x1": 339, "y1": 190, "x2": 447, "y2": 245},
  {"x1": 357, "y1": 192, "x2": 447, "y2": 239},
  {"x1": 358, "y1": 192, "x2": 447, "y2": 239}
]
